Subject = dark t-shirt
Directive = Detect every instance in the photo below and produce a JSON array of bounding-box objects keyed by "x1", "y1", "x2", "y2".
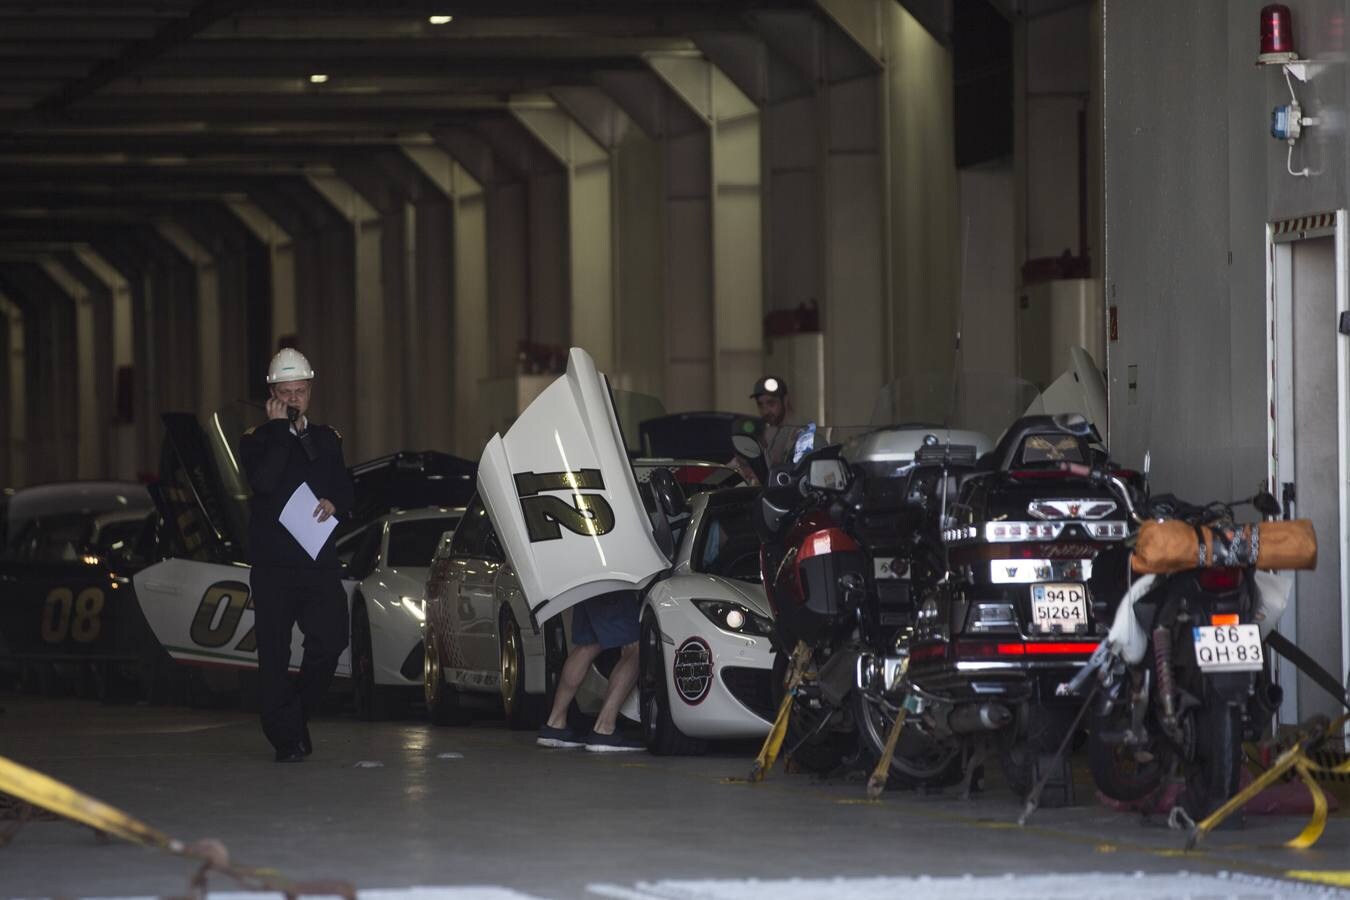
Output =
[{"x1": 240, "y1": 419, "x2": 354, "y2": 571}]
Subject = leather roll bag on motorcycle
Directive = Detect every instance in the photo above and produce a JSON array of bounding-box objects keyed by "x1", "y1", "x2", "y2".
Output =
[
  {"x1": 1068, "y1": 469, "x2": 1315, "y2": 821},
  {"x1": 904, "y1": 415, "x2": 1137, "y2": 806}
]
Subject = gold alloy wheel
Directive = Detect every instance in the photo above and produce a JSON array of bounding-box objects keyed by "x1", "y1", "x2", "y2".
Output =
[
  {"x1": 424, "y1": 630, "x2": 442, "y2": 709},
  {"x1": 500, "y1": 624, "x2": 520, "y2": 716}
]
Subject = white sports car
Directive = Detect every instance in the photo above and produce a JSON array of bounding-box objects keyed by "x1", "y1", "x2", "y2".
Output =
[
  {"x1": 430, "y1": 347, "x2": 774, "y2": 751},
  {"x1": 133, "y1": 505, "x2": 461, "y2": 718},
  {"x1": 639, "y1": 485, "x2": 775, "y2": 753}
]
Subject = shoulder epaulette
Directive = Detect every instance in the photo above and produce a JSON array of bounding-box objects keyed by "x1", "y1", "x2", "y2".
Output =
[
  {"x1": 330, "y1": 426, "x2": 342, "y2": 441},
  {"x1": 244, "y1": 426, "x2": 258, "y2": 436}
]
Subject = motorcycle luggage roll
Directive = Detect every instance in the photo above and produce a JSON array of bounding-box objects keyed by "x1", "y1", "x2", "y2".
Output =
[{"x1": 1131, "y1": 519, "x2": 1317, "y2": 574}]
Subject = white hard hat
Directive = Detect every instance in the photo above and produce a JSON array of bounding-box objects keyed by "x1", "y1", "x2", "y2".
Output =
[{"x1": 266, "y1": 348, "x2": 315, "y2": 384}]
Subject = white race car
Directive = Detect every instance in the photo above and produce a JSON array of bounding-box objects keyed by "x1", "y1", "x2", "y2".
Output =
[
  {"x1": 429, "y1": 347, "x2": 774, "y2": 751},
  {"x1": 134, "y1": 505, "x2": 461, "y2": 718},
  {"x1": 638, "y1": 485, "x2": 775, "y2": 753},
  {"x1": 133, "y1": 410, "x2": 471, "y2": 715}
]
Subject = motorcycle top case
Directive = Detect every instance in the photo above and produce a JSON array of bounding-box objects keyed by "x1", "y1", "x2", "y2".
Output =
[{"x1": 477, "y1": 348, "x2": 670, "y2": 624}]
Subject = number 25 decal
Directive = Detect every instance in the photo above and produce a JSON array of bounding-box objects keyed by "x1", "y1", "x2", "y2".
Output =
[
  {"x1": 190, "y1": 581, "x2": 257, "y2": 652},
  {"x1": 513, "y1": 469, "x2": 615, "y2": 543},
  {"x1": 40, "y1": 587, "x2": 104, "y2": 644}
]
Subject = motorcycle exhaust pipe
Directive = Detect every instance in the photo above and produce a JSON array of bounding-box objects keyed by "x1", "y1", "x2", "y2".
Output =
[{"x1": 947, "y1": 701, "x2": 1013, "y2": 735}]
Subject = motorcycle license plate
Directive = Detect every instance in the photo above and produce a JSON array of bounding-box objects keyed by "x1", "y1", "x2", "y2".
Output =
[
  {"x1": 1193, "y1": 624, "x2": 1263, "y2": 672},
  {"x1": 1030, "y1": 583, "x2": 1088, "y2": 634}
]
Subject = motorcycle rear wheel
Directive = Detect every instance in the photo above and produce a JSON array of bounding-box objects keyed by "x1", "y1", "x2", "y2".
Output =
[
  {"x1": 1181, "y1": 693, "x2": 1243, "y2": 820},
  {"x1": 853, "y1": 690, "x2": 961, "y2": 789}
]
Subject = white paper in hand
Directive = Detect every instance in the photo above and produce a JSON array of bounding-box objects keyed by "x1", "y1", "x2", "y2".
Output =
[{"x1": 279, "y1": 481, "x2": 338, "y2": 560}]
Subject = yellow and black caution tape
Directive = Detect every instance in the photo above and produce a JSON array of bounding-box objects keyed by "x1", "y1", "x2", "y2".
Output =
[
  {"x1": 865, "y1": 657, "x2": 910, "y2": 801},
  {"x1": 749, "y1": 641, "x2": 811, "y2": 783},
  {"x1": 0, "y1": 754, "x2": 355, "y2": 897},
  {"x1": 1188, "y1": 714, "x2": 1350, "y2": 851}
]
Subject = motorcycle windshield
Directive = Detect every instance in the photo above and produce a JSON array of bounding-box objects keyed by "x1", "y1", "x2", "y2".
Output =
[{"x1": 869, "y1": 372, "x2": 1042, "y2": 439}]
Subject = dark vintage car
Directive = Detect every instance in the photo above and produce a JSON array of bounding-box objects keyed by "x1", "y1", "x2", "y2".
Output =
[{"x1": 0, "y1": 481, "x2": 160, "y2": 701}]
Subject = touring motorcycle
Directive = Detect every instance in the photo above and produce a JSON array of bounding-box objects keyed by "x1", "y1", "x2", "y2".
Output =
[{"x1": 748, "y1": 352, "x2": 1131, "y2": 799}]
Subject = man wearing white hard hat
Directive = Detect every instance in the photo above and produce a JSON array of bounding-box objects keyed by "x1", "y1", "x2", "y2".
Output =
[{"x1": 240, "y1": 347, "x2": 354, "y2": 763}]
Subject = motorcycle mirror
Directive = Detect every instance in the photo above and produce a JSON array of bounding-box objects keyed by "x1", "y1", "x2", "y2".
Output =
[
  {"x1": 1252, "y1": 489, "x2": 1282, "y2": 519},
  {"x1": 731, "y1": 434, "x2": 762, "y2": 460},
  {"x1": 805, "y1": 459, "x2": 849, "y2": 492}
]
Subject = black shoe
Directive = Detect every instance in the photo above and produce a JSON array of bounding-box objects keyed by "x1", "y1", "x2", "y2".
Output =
[
  {"x1": 274, "y1": 744, "x2": 306, "y2": 763},
  {"x1": 301, "y1": 724, "x2": 313, "y2": 757}
]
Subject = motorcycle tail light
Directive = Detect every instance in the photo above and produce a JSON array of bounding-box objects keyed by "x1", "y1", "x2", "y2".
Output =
[
  {"x1": 1210, "y1": 612, "x2": 1240, "y2": 626},
  {"x1": 1197, "y1": 567, "x2": 1243, "y2": 592}
]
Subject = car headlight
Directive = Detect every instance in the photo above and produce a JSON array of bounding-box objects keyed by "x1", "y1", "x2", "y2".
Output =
[{"x1": 693, "y1": 599, "x2": 773, "y2": 636}]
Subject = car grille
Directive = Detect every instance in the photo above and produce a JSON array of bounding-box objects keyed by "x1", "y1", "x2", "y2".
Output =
[{"x1": 720, "y1": 666, "x2": 774, "y2": 721}]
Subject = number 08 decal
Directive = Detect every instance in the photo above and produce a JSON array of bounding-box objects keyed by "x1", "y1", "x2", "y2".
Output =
[
  {"x1": 40, "y1": 587, "x2": 105, "y2": 644},
  {"x1": 190, "y1": 581, "x2": 257, "y2": 652}
]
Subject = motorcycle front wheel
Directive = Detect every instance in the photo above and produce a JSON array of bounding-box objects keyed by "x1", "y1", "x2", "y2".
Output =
[
  {"x1": 1086, "y1": 711, "x2": 1168, "y2": 803},
  {"x1": 853, "y1": 689, "x2": 962, "y2": 789}
]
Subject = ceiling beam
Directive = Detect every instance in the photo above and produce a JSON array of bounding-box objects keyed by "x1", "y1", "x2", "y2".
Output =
[{"x1": 30, "y1": 0, "x2": 254, "y2": 114}]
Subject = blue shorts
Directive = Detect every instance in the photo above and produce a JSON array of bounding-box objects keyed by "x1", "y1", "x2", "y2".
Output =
[{"x1": 570, "y1": 591, "x2": 641, "y2": 650}]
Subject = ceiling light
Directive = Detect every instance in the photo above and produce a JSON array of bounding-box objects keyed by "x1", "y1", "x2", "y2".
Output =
[
  {"x1": 428, "y1": 14, "x2": 453, "y2": 25},
  {"x1": 309, "y1": 74, "x2": 329, "y2": 84}
]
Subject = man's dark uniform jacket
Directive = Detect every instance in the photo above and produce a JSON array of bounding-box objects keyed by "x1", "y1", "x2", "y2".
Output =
[{"x1": 239, "y1": 418, "x2": 354, "y2": 567}]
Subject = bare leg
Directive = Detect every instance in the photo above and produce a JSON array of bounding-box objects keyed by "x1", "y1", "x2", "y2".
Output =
[
  {"x1": 545, "y1": 643, "x2": 601, "y2": 730},
  {"x1": 592, "y1": 642, "x2": 639, "y2": 735}
]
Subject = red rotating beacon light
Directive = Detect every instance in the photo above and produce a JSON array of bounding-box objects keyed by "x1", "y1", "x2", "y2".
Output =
[{"x1": 1259, "y1": 4, "x2": 1297, "y2": 63}]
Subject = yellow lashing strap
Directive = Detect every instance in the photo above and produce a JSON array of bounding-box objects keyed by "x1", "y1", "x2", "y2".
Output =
[
  {"x1": 0, "y1": 755, "x2": 176, "y2": 851},
  {"x1": 750, "y1": 641, "x2": 811, "y2": 783},
  {"x1": 0, "y1": 754, "x2": 355, "y2": 897},
  {"x1": 865, "y1": 657, "x2": 911, "y2": 801},
  {"x1": 1189, "y1": 714, "x2": 1350, "y2": 851}
]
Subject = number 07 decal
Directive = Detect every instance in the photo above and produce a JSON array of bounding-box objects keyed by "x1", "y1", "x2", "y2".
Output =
[
  {"x1": 190, "y1": 581, "x2": 257, "y2": 651},
  {"x1": 513, "y1": 469, "x2": 616, "y2": 542}
]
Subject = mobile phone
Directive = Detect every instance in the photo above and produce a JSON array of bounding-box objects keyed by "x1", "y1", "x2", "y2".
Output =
[{"x1": 287, "y1": 405, "x2": 300, "y2": 423}]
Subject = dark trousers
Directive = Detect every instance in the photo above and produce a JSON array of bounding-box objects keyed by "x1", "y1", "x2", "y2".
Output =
[{"x1": 251, "y1": 566, "x2": 348, "y2": 750}]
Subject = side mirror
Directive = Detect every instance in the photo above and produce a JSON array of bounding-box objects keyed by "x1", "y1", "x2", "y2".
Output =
[
  {"x1": 805, "y1": 459, "x2": 849, "y2": 492},
  {"x1": 731, "y1": 434, "x2": 761, "y2": 460}
]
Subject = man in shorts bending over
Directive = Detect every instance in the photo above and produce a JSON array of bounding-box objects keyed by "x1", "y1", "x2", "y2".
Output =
[{"x1": 537, "y1": 591, "x2": 644, "y2": 752}]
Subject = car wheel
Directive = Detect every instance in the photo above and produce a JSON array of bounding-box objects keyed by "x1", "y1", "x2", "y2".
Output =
[
  {"x1": 352, "y1": 598, "x2": 402, "y2": 721},
  {"x1": 639, "y1": 612, "x2": 706, "y2": 756},
  {"x1": 499, "y1": 608, "x2": 542, "y2": 730},
  {"x1": 424, "y1": 622, "x2": 470, "y2": 726}
]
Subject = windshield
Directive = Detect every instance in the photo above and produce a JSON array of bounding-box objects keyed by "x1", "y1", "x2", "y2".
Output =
[
  {"x1": 691, "y1": 498, "x2": 761, "y2": 583},
  {"x1": 387, "y1": 516, "x2": 460, "y2": 568}
]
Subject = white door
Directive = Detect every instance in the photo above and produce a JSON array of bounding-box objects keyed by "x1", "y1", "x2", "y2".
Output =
[
  {"x1": 1267, "y1": 211, "x2": 1350, "y2": 727},
  {"x1": 477, "y1": 348, "x2": 670, "y2": 624}
]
